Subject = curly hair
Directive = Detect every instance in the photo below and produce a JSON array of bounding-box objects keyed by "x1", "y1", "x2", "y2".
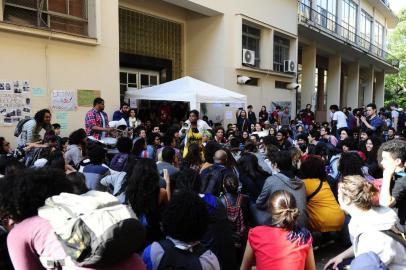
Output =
[
  {"x1": 380, "y1": 139, "x2": 406, "y2": 163},
  {"x1": 34, "y1": 109, "x2": 51, "y2": 124},
  {"x1": 125, "y1": 159, "x2": 160, "y2": 218},
  {"x1": 204, "y1": 141, "x2": 221, "y2": 164},
  {"x1": 300, "y1": 155, "x2": 327, "y2": 180},
  {"x1": 340, "y1": 175, "x2": 377, "y2": 210},
  {"x1": 0, "y1": 168, "x2": 72, "y2": 222},
  {"x1": 170, "y1": 168, "x2": 200, "y2": 195},
  {"x1": 338, "y1": 152, "x2": 364, "y2": 177},
  {"x1": 162, "y1": 191, "x2": 209, "y2": 242},
  {"x1": 68, "y1": 129, "x2": 87, "y2": 145}
]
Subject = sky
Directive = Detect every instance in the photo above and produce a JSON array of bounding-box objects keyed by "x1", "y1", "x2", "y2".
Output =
[{"x1": 389, "y1": 0, "x2": 406, "y2": 14}]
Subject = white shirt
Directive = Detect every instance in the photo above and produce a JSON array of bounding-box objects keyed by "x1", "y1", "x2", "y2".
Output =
[{"x1": 332, "y1": 111, "x2": 348, "y2": 129}]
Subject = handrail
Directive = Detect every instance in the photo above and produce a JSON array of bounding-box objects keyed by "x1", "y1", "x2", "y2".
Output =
[{"x1": 298, "y1": 2, "x2": 399, "y2": 69}]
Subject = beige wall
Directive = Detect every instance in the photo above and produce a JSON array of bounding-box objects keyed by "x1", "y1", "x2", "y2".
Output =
[{"x1": 0, "y1": 0, "x2": 120, "y2": 146}]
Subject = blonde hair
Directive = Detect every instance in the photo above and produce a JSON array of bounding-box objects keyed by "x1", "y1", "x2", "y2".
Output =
[{"x1": 340, "y1": 175, "x2": 377, "y2": 210}]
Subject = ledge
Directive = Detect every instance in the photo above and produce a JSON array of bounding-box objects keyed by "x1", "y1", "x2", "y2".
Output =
[
  {"x1": 0, "y1": 21, "x2": 98, "y2": 46},
  {"x1": 237, "y1": 66, "x2": 296, "y2": 78}
]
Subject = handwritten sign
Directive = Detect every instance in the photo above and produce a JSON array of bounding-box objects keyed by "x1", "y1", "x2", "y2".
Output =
[
  {"x1": 51, "y1": 90, "x2": 76, "y2": 111},
  {"x1": 77, "y1": 90, "x2": 101, "y2": 107},
  {"x1": 0, "y1": 80, "x2": 31, "y2": 125},
  {"x1": 55, "y1": 112, "x2": 69, "y2": 135}
]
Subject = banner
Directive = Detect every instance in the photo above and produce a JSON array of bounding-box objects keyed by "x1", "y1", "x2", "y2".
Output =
[{"x1": 51, "y1": 90, "x2": 76, "y2": 111}]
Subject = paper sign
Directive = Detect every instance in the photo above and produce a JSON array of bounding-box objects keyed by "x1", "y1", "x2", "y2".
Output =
[
  {"x1": 129, "y1": 98, "x2": 137, "y2": 108},
  {"x1": 0, "y1": 80, "x2": 31, "y2": 125},
  {"x1": 32, "y1": 87, "x2": 47, "y2": 97},
  {"x1": 77, "y1": 90, "x2": 101, "y2": 107},
  {"x1": 51, "y1": 90, "x2": 76, "y2": 111},
  {"x1": 54, "y1": 112, "x2": 69, "y2": 134}
]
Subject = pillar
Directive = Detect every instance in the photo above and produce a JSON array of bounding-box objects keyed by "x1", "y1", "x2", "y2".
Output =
[
  {"x1": 375, "y1": 71, "x2": 385, "y2": 108},
  {"x1": 346, "y1": 61, "x2": 360, "y2": 109},
  {"x1": 301, "y1": 45, "x2": 317, "y2": 109},
  {"x1": 364, "y1": 66, "x2": 374, "y2": 105},
  {"x1": 336, "y1": 0, "x2": 343, "y2": 36},
  {"x1": 327, "y1": 55, "x2": 342, "y2": 111}
]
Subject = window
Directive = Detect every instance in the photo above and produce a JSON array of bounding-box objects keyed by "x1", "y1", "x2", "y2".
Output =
[
  {"x1": 273, "y1": 35, "x2": 290, "y2": 72},
  {"x1": 299, "y1": 0, "x2": 311, "y2": 20},
  {"x1": 374, "y1": 22, "x2": 384, "y2": 49},
  {"x1": 242, "y1": 23, "x2": 260, "y2": 67},
  {"x1": 3, "y1": 0, "x2": 89, "y2": 36},
  {"x1": 120, "y1": 68, "x2": 160, "y2": 103},
  {"x1": 342, "y1": 0, "x2": 357, "y2": 42},
  {"x1": 316, "y1": 0, "x2": 337, "y2": 32},
  {"x1": 360, "y1": 10, "x2": 372, "y2": 50}
]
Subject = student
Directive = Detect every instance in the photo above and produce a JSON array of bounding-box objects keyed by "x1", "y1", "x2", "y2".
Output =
[
  {"x1": 64, "y1": 129, "x2": 87, "y2": 168},
  {"x1": 110, "y1": 137, "x2": 133, "y2": 172},
  {"x1": 157, "y1": 146, "x2": 179, "y2": 177},
  {"x1": 379, "y1": 139, "x2": 406, "y2": 226},
  {"x1": 324, "y1": 175, "x2": 406, "y2": 269},
  {"x1": 241, "y1": 190, "x2": 316, "y2": 270},
  {"x1": 17, "y1": 109, "x2": 53, "y2": 147},
  {"x1": 82, "y1": 144, "x2": 110, "y2": 190},
  {"x1": 360, "y1": 103, "x2": 385, "y2": 137},
  {"x1": 1, "y1": 168, "x2": 145, "y2": 270},
  {"x1": 300, "y1": 155, "x2": 344, "y2": 232},
  {"x1": 256, "y1": 150, "x2": 308, "y2": 227}
]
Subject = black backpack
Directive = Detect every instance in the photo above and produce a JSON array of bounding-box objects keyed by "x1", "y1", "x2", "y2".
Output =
[
  {"x1": 157, "y1": 239, "x2": 207, "y2": 270},
  {"x1": 397, "y1": 110, "x2": 406, "y2": 130}
]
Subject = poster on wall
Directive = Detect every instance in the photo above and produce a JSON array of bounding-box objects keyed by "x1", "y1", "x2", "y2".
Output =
[
  {"x1": 77, "y1": 90, "x2": 101, "y2": 107},
  {"x1": 270, "y1": 101, "x2": 292, "y2": 113},
  {"x1": 0, "y1": 80, "x2": 31, "y2": 126},
  {"x1": 51, "y1": 90, "x2": 76, "y2": 111}
]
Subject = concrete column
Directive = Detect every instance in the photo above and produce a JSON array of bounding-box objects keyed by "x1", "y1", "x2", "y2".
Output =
[
  {"x1": 346, "y1": 61, "x2": 360, "y2": 109},
  {"x1": 327, "y1": 55, "x2": 341, "y2": 108},
  {"x1": 301, "y1": 45, "x2": 317, "y2": 109},
  {"x1": 364, "y1": 66, "x2": 374, "y2": 105},
  {"x1": 375, "y1": 71, "x2": 385, "y2": 108}
]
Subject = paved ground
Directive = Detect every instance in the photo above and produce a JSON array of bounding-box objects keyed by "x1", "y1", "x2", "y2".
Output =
[{"x1": 314, "y1": 240, "x2": 349, "y2": 270}]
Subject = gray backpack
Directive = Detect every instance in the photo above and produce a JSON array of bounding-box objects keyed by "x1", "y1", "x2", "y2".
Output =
[
  {"x1": 14, "y1": 117, "x2": 32, "y2": 137},
  {"x1": 38, "y1": 191, "x2": 145, "y2": 268}
]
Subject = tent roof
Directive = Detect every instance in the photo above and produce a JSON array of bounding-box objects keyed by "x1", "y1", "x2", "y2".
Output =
[{"x1": 125, "y1": 76, "x2": 246, "y2": 104}]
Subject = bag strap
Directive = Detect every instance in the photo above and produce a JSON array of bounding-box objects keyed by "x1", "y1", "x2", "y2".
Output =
[
  {"x1": 307, "y1": 180, "x2": 323, "y2": 202},
  {"x1": 382, "y1": 229, "x2": 406, "y2": 248}
]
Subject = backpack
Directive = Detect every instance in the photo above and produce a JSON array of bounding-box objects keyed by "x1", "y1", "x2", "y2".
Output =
[
  {"x1": 224, "y1": 194, "x2": 246, "y2": 248},
  {"x1": 157, "y1": 239, "x2": 207, "y2": 270},
  {"x1": 13, "y1": 117, "x2": 32, "y2": 137},
  {"x1": 38, "y1": 191, "x2": 145, "y2": 268},
  {"x1": 109, "y1": 153, "x2": 129, "y2": 172},
  {"x1": 199, "y1": 165, "x2": 229, "y2": 196},
  {"x1": 397, "y1": 110, "x2": 406, "y2": 129}
]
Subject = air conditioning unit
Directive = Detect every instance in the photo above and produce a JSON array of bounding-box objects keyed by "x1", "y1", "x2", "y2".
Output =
[
  {"x1": 242, "y1": 49, "x2": 255, "y2": 65},
  {"x1": 284, "y1": 60, "x2": 296, "y2": 73}
]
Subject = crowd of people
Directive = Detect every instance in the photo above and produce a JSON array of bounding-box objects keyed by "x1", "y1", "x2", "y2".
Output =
[{"x1": 0, "y1": 97, "x2": 406, "y2": 270}]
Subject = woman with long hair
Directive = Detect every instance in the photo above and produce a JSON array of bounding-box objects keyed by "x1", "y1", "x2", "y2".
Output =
[
  {"x1": 125, "y1": 158, "x2": 168, "y2": 246},
  {"x1": 181, "y1": 143, "x2": 203, "y2": 172},
  {"x1": 237, "y1": 152, "x2": 270, "y2": 201},
  {"x1": 258, "y1": 106, "x2": 268, "y2": 125},
  {"x1": 237, "y1": 110, "x2": 250, "y2": 132},
  {"x1": 241, "y1": 190, "x2": 316, "y2": 270},
  {"x1": 364, "y1": 137, "x2": 383, "y2": 178}
]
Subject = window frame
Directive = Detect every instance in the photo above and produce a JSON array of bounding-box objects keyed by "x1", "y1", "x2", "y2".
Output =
[
  {"x1": 242, "y1": 23, "x2": 261, "y2": 68},
  {"x1": 273, "y1": 34, "x2": 290, "y2": 72},
  {"x1": 360, "y1": 10, "x2": 373, "y2": 50},
  {"x1": 341, "y1": 0, "x2": 357, "y2": 42},
  {"x1": 3, "y1": 0, "x2": 90, "y2": 36}
]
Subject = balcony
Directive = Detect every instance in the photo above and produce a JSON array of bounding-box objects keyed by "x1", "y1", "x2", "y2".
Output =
[{"x1": 298, "y1": 2, "x2": 399, "y2": 69}]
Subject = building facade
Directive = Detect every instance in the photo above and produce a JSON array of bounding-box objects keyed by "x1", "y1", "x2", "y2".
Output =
[
  {"x1": 298, "y1": 0, "x2": 398, "y2": 121},
  {"x1": 0, "y1": 0, "x2": 398, "y2": 144}
]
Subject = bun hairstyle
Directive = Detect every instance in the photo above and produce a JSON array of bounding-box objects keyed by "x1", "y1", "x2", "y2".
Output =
[
  {"x1": 340, "y1": 175, "x2": 377, "y2": 210},
  {"x1": 268, "y1": 190, "x2": 299, "y2": 231}
]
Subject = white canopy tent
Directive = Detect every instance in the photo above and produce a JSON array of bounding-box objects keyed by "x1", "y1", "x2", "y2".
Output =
[{"x1": 125, "y1": 76, "x2": 247, "y2": 110}]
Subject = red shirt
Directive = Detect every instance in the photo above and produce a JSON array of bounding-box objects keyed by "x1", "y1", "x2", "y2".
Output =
[{"x1": 248, "y1": 226, "x2": 312, "y2": 270}]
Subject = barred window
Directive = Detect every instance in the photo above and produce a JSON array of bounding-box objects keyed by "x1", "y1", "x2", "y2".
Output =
[
  {"x1": 273, "y1": 35, "x2": 290, "y2": 72},
  {"x1": 242, "y1": 23, "x2": 261, "y2": 67},
  {"x1": 3, "y1": 0, "x2": 89, "y2": 36}
]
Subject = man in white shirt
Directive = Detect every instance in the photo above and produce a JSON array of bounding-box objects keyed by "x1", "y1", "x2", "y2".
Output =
[{"x1": 330, "y1": 105, "x2": 347, "y2": 136}]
